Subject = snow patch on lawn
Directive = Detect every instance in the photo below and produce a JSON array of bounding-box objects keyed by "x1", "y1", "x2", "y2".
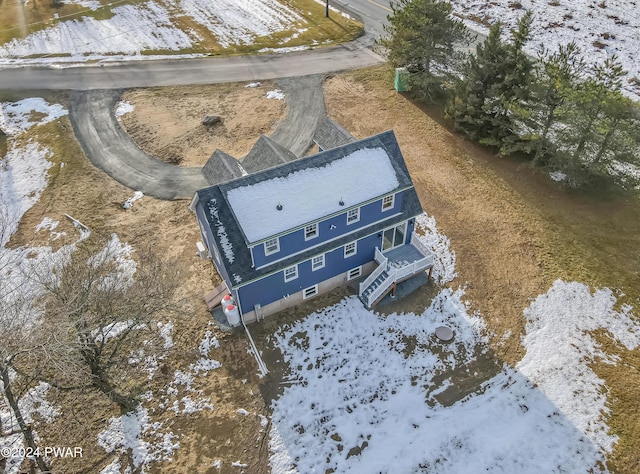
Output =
[
  {"x1": 97, "y1": 405, "x2": 179, "y2": 471},
  {"x1": 414, "y1": 212, "x2": 457, "y2": 284},
  {"x1": 0, "y1": 0, "x2": 307, "y2": 64},
  {"x1": 90, "y1": 233, "x2": 137, "y2": 289},
  {"x1": 1, "y1": 381, "x2": 61, "y2": 473},
  {"x1": 115, "y1": 101, "x2": 135, "y2": 118},
  {"x1": 0, "y1": 98, "x2": 68, "y2": 136},
  {"x1": 0, "y1": 2, "x2": 194, "y2": 58},
  {"x1": 35, "y1": 217, "x2": 66, "y2": 240},
  {"x1": 449, "y1": 0, "x2": 640, "y2": 100},
  {"x1": 179, "y1": 0, "x2": 302, "y2": 48},
  {"x1": 265, "y1": 89, "x2": 285, "y2": 100},
  {"x1": 517, "y1": 280, "x2": 640, "y2": 455},
  {"x1": 1, "y1": 143, "x2": 54, "y2": 245}
]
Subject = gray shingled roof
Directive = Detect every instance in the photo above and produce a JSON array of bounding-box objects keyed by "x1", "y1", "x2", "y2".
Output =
[
  {"x1": 195, "y1": 130, "x2": 425, "y2": 289},
  {"x1": 241, "y1": 135, "x2": 298, "y2": 173},
  {"x1": 202, "y1": 150, "x2": 246, "y2": 185},
  {"x1": 313, "y1": 117, "x2": 356, "y2": 151}
]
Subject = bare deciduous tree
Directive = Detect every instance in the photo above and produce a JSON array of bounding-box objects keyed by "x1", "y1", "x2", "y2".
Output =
[
  {"x1": 1, "y1": 201, "x2": 59, "y2": 473},
  {"x1": 33, "y1": 235, "x2": 180, "y2": 413}
]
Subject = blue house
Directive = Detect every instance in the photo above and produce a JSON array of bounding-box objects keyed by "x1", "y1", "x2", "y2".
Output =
[{"x1": 191, "y1": 130, "x2": 434, "y2": 324}]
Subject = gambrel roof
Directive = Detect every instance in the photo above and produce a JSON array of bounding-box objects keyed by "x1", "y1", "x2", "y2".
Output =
[{"x1": 194, "y1": 130, "x2": 423, "y2": 288}]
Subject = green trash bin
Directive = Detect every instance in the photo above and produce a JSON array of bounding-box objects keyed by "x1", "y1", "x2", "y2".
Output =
[{"x1": 394, "y1": 67, "x2": 410, "y2": 92}]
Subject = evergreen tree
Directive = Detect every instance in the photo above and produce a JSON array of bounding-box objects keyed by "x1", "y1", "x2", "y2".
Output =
[
  {"x1": 380, "y1": 0, "x2": 470, "y2": 102},
  {"x1": 446, "y1": 13, "x2": 533, "y2": 150},
  {"x1": 524, "y1": 42, "x2": 585, "y2": 167},
  {"x1": 555, "y1": 56, "x2": 639, "y2": 186}
]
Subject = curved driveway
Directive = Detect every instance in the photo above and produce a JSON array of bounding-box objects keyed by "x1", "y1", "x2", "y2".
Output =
[
  {"x1": 69, "y1": 90, "x2": 209, "y2": 200},
  {"x1": 68, "y1": 75, "x2": 327, "y2": 199}
]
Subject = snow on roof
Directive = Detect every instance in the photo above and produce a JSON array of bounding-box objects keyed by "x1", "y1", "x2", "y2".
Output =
[{"x1": 225, "y1": 147, "x2": 400, "y2": 242}]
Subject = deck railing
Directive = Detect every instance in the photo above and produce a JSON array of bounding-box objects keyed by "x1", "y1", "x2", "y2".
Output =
[
  {"x1": 410, "y1": 232, "x2": 435, "y2": 264},
  {"x1": 394, "y1": 256, "x2": 432, "y2": 281},
  {"x1": 359, "y1": 235, "x2": 436, "y2": 307},
  {"x1": 359, "y1": 247, "x2": 387, "y2": 295},
  {"x1": 364, "y1": 267, "x2": 396, "y2": 307},
  {"x1": 374, "y1": 247, "x2": 386, "y2": 265}
]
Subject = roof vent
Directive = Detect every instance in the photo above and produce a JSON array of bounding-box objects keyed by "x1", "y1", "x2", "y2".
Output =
[
  {"x1": 276, "y1": 203, "x2": 283, "y2": 211},
  {"x1": 339, "y1": 198, "x2": 345, "y2": 206}
]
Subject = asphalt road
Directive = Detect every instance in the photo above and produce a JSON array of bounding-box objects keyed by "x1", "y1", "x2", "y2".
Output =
[
  {"x1": 0, "y1": 0, "x2": 393, "y2": 91},
  {"x1": 0, "y1": 0, "x2": 484, "y2": 92},
  {"x1": 67, "y1": 75, "x2": 328, "y2": 199}
]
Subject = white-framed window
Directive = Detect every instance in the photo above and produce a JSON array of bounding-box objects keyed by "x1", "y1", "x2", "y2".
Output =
[
  {"x1": 347, "y1": 207, "x2": 360, "y2": 225},
  {"x1": 382, "y1": 194, "x2": 395, "y2": 211},
  {"x1": 344, "y1": 241, "x2": 357, "y2": 257},
  {"x1": 311, "y1": 254, "x2": 325, "y2": 271},
  {"x1": 303, "y1": 284, "x2": 319, "y2": 300},
  {"x1": 304, "y1": 223, "x2": 319, "y2": 241},
  {"x1": 347, "y1": 266, "x2": 362, "y2": 281},
  {"x1": 264, "y1": 237, "x2": 279, "y2": 256},
  {"x1": 284, "y1": 265, "x2": 298, "y2": 282}
]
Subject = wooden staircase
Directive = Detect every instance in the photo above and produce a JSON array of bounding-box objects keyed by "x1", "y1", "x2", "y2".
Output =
[{"x1": 358, "y1": 234, "x2": 434, "y2": 309}]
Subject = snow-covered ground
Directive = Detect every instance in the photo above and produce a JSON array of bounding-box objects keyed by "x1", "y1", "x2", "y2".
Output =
[
  {"x1": 0, "y1": 99, "x2": 76, "y2": 473},
  {"x1": 0, "y1": 0, "x2": 305, "y2": 66},
  {"x1": 450, "y1": 0, "x2": 640, "y2": 99},
  {"x1": 268, "y1": 223, "x2": 640, "y2": 473},
  {"x1": 98, "y1": 323, "x2": 221, "y2": 473}
]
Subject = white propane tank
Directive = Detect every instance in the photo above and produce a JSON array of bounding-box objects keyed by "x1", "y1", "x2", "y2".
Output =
[
  {"x1": 221, "y1": 294, "x2": 235, "y2": 307},
  {"x1": 224, "y1": 304, "x2": 241, "y2": 327}
]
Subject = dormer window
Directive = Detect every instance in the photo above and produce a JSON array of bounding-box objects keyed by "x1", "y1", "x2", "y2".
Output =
[
  {"x1": 304, "y1": 223, "x2": 319, "y2": 241},
  {"x1": 382, "y1": 194, "x2": 395, "y2": 211},
  {"x1": 347, "y1": 207, "x2": 360, "y2": 225},
  {"x1": 264, "y1": 237, "x2": 279, "y2": 256}
]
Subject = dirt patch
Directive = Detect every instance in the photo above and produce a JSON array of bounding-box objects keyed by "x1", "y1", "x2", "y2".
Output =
[{"x1": 118, "y1": 82, "x2": 285, "y2": 167}]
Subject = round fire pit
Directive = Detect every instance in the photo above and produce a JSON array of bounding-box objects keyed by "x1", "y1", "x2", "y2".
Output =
[{"x1": 435, "y1": 326, "x2": 454, "y2": 343}]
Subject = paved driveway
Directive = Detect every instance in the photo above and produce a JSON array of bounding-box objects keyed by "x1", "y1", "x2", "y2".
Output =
[
  {"x1": 69, "y1": 90, "x2": 210, "y2": 200},
  {"x1": 68, "y1": 74, "x2": 328, "y2": 199}
]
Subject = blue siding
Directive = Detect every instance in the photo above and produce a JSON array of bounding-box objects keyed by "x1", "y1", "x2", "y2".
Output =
[
  {"x1": 252, "y1": 191, "x2": 405, "y2": 268},
  {"x1": 236, "y1": 232, "x2": 383, "y2": 314},
  {"x1": 406, "y1": 218, "x2": 415, "y2": 244}
]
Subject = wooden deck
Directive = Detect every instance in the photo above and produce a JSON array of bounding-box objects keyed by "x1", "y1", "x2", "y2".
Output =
[
  {"x1": 358, "y1": 236, "x2": 434, "y2": 308},
  {"x1": 385, "y1": 244, "x2": 425, "y2": 269}
]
